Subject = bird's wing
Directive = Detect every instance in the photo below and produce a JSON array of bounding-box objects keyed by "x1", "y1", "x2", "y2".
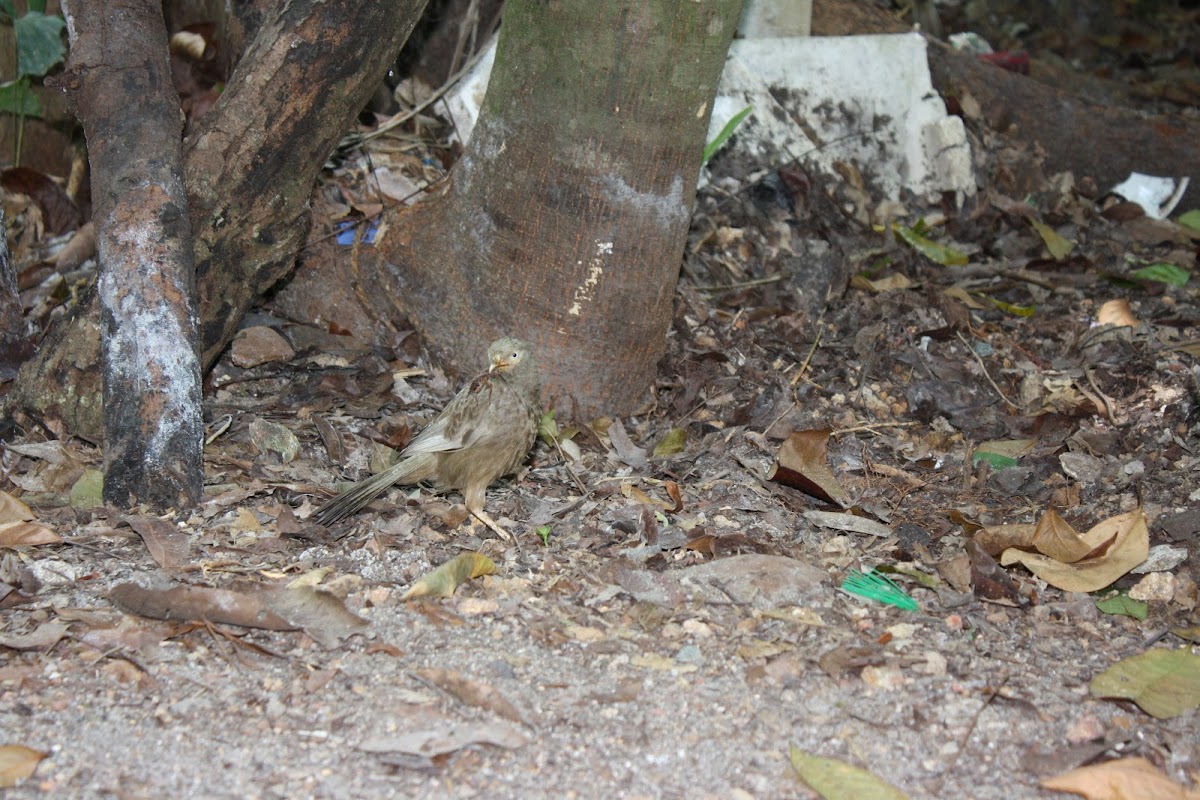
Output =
[{"x1": 401, "y1": 373, "x2": 519, "y2": 456}]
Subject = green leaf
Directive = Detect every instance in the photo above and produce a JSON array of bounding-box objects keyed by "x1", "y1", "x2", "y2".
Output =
[
  {"x1": 892, "y1": 224, "x2": 968, "y2": 266},
  {"x1": 27, "y1": 0, "x2": 45, "y2": 11},
  {"x1": 1030, "y1": 219, "x2": 1074, "y2": 260},
  {"x1": 652, "y1": 428, "x2": 686, "y2": 458},
  {"x1": 789, "y1": 747, "x2": 911, "y2": 800},
  {"x1": 1178, "y1": 209, "x2": 1200, "y2": 231},
  {"x1": 1096, "y1": 593, "x2": 1148, "y2": 620},
  {"x1": 14, "y1": 11, "x2": 65, "y2": 78},
  {"x1": 0, "y1": 0, "x2": 16, "y2": 21},
  {"x1": 1131, "y1": 262, "x2": 1190, "y2": 287},
  {"x1": 536, "y1": 525, "x2": 552, "y2": 546},
  {"x1": 1090, "y1": 648, "x2": 1200, "y2": 719},
  {"x1": 702, "y1": 106, "x2": 751, "y2": 164},
  {"x1": 68, "y1": 469, "x2": 104, "y2": 508},
  {"x1": 0, "y1": 78, "x2": 41, "y2": 116},
  {"x1": 988, "y1": 297, "x2": 1036, "y2": 317}
]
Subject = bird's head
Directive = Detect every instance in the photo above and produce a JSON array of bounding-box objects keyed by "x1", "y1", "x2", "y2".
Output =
[{"x1": 488, "y1": 337, "x2": 531, "y2": 374}]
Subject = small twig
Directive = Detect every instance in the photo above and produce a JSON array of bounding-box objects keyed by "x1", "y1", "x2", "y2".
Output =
[
  {"x1": 956, "y1": 332, "x2": 1021, "y2": 411},
  {"x1": 789, "y1": 329, "x2": 823, "y2": 386},
  {"x1": 1084, "y1": 367, "x2": 1119, "y2": 424},
  {"x1": 694, "y1": 274, "x2": 785, "y2": 292},
  {"x1": 831, "y1": 421, "x2": 919, "y2": 436}
]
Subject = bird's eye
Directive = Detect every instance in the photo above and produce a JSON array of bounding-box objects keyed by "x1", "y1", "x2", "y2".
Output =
[{"x1": 511, "y1": 352, "x2": 520, "y2": 360}]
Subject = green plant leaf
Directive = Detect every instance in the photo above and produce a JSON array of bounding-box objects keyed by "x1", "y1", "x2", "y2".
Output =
[
  {"x1": 1178, "y1": 209, "x2": 1200, "y2": 231},
  {"x1": 988, "y1": 297, "x2": 1036, "y2": 317},
  {"x1": 703, "y1": 106, "x2": 751, "y2": 164},
  {"x1": 0, "y1": 78, "x2": 41, "y2": 116},
  {"x1": 0, "y1": 0, "x2": 16, "y2": 21},
  {"x1": 1096, "y1": 593, "x2": 1148, "y2": 621},
  {"x1": 892, "y1": 224, "x2": 968, "y2": 266},
  {"x1": 1030, "y1": 219, "x2": 1074, "y2": 260},
  {"x1": 652, "y1": 428, "x2": 686, "y2": 457},
  {"x1": 789, "y1": 747, "x2": 911, "y2": 800},
  {"x1": 1090, "y1": 648, "x2": 1200, "y2": 719},
  {"x1": 14, "y1": 11, "x2": 65, "y2": 77},
  {"x1": 27, "y1": 0, "x2": 45, "y2": 12},
  {"x1": 1131, "y1": 263, "x2": 1190, "y2": 287}
]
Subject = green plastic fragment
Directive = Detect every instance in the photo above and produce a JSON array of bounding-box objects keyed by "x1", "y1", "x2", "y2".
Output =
[{"x1": 841, "y1": 569, "x2": 919, "y2": 611}]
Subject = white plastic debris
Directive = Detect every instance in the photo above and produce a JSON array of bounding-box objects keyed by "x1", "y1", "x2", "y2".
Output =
[
  {"x1": 709, "y1": 33, "x2": 975, "y2": 201},
  {"x1": 1109, "y1": 173, "x2": 1191, "y2": 219}
]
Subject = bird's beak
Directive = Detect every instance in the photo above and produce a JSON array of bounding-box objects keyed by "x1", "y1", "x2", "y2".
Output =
[{"x1": 490, "y1": 356, "x2": 508, "y2": 373}]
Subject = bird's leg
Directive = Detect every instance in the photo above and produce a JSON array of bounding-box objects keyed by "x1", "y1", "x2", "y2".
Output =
[
  {"x1": 464, "y1": 484, "x2": 513, "y2": 542},
  {"x1": 470, "y1": 506, "x2": 513, "y2": 542}
]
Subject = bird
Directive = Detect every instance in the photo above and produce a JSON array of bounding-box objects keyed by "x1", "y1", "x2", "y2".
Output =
[{"x1": 312, "y1": 336, "x2": 542, "y2": 539}]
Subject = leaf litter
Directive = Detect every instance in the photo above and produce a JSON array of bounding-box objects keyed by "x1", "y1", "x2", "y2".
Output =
[{"x1": 2, "y1": 7, "x2": 1200, "y2": 797}]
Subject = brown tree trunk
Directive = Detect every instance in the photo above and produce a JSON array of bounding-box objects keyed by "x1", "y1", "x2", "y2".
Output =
[
  {"x1": 360, "y1": 0, "x2": 744, "y2": 416},
  {"x1": 62, "y1": 0, "x2": 203, "y2": 509},
  {"x1": 7, "y1": 0, "x2": 429, "y2": 438}
]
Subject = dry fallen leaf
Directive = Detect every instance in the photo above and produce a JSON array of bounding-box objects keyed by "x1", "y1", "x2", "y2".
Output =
[
  {"x1": 1000, "y1": 509, "x2": 1149, "y2": 592},
  {"x1": 0, "y1": 521, "x2": 62, "y2": 548},
  {"x1": 1096, "y1": 299, "x2": 1139, "y2": 328},
  {"x1": 789, "y1": 746, "x2": 911, "y2": 800},
  {"x1": 415, "y1": 668, "x2": 525, "y2": 723},
  {"x1": 0, "y1": 744, "x2": 47, "y2": 788},
  {"x1": 1030, "y1": 509, "x2": 1094, "y2": 564},
  {"x1": 0, "y1": 491, "x2": 34, "y2": 524},
  {"x1": 1089, "y1": 648, "x2": 1200, "y2": 719},
  {"x1": 768, "y1": 429, "x2": 850, "y2": 508},
  {"x1": 1041, "y1": 756, "x2": 1200, "y2": 800},
  {"x1": 402, "y1": 552, "x2": 496, "y2": 600}
]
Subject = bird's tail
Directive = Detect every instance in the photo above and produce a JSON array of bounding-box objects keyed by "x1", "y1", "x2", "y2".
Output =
[{"x1": 312, "y1": 453, "x2": 434, "y2": 525}]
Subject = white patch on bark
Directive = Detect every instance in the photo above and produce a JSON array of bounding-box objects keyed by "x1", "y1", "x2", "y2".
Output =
[
  {"x1": 568, "y1": 240, "x2": 612, "y2": 316},
  {"x1": 98, "y1": 216, "x2": 200, "y2": 466},
  {"x1": 599, "y1": 174, "x2": 689, "y2": 228}
]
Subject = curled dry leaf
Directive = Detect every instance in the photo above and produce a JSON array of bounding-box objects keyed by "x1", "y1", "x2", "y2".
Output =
[
  {"x1": 999, "y1": 509, "x2": 1149, "y2": 592},
  {"x1": 1041, "y1": 756, "x2": 1200, "y2": 800},
  {"x1": 1097, "y1": 299, "x2": 1139, "y2": 328},
  {"x1": 401, "y1": 552, "x2": 496, "y2": 600},
  {"x1": 0, "y1": 521, "x2": 62, "y2": 548},
  {"x1": 768, "y1": 429, "x2": 850, "y2": 508},
  {"x1": 0, "y1": 491, "x2": 34, "y2": 524},
  {"x1": 0, "y1": 744, "x2": 47, "y2": 789}
]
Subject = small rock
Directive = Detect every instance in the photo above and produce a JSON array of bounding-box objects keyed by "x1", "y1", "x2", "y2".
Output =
[
  {"x1": 1128, "y1": 572, "x2": 1175, "y2": 602},
  {"x1": 1060, "y1": 452, "x2": 1104, "y2": 484},
  {"x1": 230, "y1": 326, "x2": 295, "y2": 368}
]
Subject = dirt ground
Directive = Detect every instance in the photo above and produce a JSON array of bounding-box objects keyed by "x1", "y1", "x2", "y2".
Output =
[{"x1": 3, "y1": 4, "x2": 1200, "y2": 799}]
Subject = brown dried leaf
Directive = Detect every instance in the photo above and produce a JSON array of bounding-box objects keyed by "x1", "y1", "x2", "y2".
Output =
[
  {"x1": 0, "y1": 620, "x2": 68, "y2": 650},
  {"x1": 1001, "y1": 509, "x2": 1150, "y2": 592},
  {"x1": 1041, "y1": 756, "x2": 1200, "y2": 800},
  {"x1": 415, "y1": 668, "x2": 525, "y2": 723},
  {"x1": 973, "y1": 523, "x2": 1035, "y2": 557},
  {"x1": 262, "y1": 585, "x2": 370, "y2": 648},
  {"x1": 402, "y1": 552, "x2": 496, "y2": 600},
  {"x1": 1031, "y1": 509, "x2": 1093, "y2": 563},
  {"x1": 124, "y1": 515, "x2": 191, "y2": 571},
  {"x1": 966, "y1": 538, "x2": 1023, "y2": 606},
  {"x1": 1097, "y1": 298, "x2": 1139, "y2": 328},
  {"x1": 0, "y1": 491, "x2": 34, "y2": 524},
  {"x1": 110, "y1": 582, "x2": 296, "y2": 631},
  {"x1": 767, "y1": 429, "x2": 850, "y2": 507},
  {"x1": 0, "y1": 521, "x2": 62, "y2": 548},
  {"x1": 0, "y1": 166, "x2": 81, "y2": 235},
  {"x1": 0, "y1": 744, "x2": 47, "y2": 789}
]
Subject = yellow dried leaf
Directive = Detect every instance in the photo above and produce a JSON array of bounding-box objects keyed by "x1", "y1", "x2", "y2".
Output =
[
  {"x1": 789, "y1": 747, "x2": 912, "y2": 800},
  {"x1": 1097, "y1": 299, "x2": 1139, "y2": 328},
  {"x1": 0, "y1": 491, "x2": 34, "y2": 524},
  {"x1": 402, "y1": 552, "x2": 496, "y2": 600},
  {"x1": 0, "y1": 744, "x2": 46, "y2": 788},
  {"x1": 1031, "y1": 509, "x2": 1093, "y2": 563},
  {"x1": 1031, "y1": 219, "x2": 1074, "y2": 260},
  {"x1": 0, "y1": 521, "x2": 62, "y2": 548},
  {"x1": 1090, "y1": 649, "x2": 1200, "y2": 720},
  {"x1": 1000, "y1": 509, "x2": 1149, "y2": 592},
  {"x1": 1041, "y1": 756, "x2": 1200, "y2": 800}
]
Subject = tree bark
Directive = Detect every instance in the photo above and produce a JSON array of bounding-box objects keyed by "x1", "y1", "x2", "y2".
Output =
[
  {"x1": 7, "y1": 0, "x2": 428, "y2": 438},
  {"x1": 362, "y1": 0, "x2": 744, "y2": 416},
  {"x1": 61, "y1": 0, "x2": 204, "y2": 509},
  {"x1": 925, "y1": 40, "x2": 1200, "y2": 208}
]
